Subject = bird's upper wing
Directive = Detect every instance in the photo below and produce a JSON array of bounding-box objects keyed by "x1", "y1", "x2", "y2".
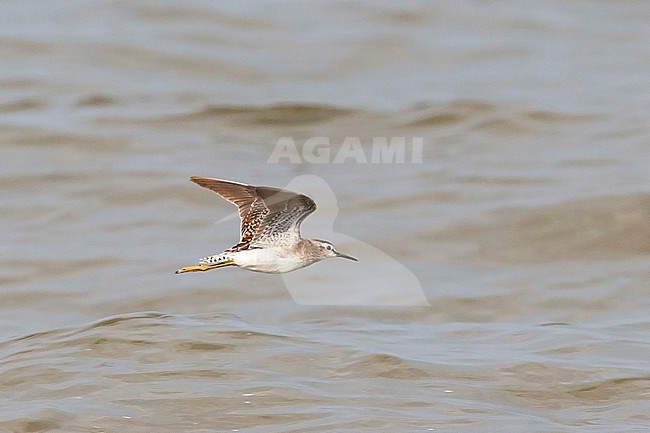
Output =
[{"x1": 189, "y1": 177, "x2": 316, "y2": 250}]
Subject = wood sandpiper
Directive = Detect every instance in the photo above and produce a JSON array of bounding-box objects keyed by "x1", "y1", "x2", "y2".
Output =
[{"x1": 175, "y1": 177, "x2": 357, "y2": 274}]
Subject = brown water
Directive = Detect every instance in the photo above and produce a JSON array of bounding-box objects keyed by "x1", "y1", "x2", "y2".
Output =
[{"x1": 1, "y1": 1, "x2": 649, "y2": 432}]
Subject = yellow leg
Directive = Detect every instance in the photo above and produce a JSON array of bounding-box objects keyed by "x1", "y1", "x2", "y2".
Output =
[{"x1": 175, "y1": 261, "x2": 235, "y2": 274}]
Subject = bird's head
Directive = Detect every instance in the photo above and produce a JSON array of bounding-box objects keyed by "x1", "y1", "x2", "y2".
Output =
[{"x1": 311, "y1": 239, "x2": 358, "y2": 262}]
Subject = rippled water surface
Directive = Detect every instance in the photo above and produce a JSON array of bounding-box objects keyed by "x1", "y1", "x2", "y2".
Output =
[{"x1": 1, "y1": 1, "x2": 649, "y2": 432}]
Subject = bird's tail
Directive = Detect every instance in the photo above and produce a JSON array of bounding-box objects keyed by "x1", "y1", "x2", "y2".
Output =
[{"x1": 175, "y1": 252, "x2": 235, "y2": 274}]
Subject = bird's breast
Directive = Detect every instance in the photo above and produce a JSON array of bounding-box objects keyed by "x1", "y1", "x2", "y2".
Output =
[{"x1": 232, "y1": 248, "x2": 312, "y2": 274}]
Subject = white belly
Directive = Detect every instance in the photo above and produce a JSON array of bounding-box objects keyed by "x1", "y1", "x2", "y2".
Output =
[{"x1": 232, "y1": 248, "x2": 312, "y2": 274}]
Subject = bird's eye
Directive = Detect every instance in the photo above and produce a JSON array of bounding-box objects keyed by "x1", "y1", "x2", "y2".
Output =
[{"x1": 326, "y1": 245, "x2": 332, "y2": 251}]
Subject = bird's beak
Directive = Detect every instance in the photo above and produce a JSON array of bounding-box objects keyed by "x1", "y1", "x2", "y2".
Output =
[{"x1": 335, "y1": 251, "x2": 358, "y2": 261}]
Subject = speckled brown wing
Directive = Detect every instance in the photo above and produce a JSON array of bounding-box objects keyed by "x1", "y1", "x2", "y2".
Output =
[
  {"x1": 249, "y1": 186, "x2": 316, "y2": 248},
  {"x1": 189, "y1": 177, "x2": 316, "y2": 251},
  {"x1": 190, "y1": 177, "x2": 259, "y2": 249}
]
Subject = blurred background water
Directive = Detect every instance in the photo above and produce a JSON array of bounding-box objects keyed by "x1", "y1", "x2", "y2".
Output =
[{"x1": 1, "y1": 1, "x2": 649, "y2": 432}]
